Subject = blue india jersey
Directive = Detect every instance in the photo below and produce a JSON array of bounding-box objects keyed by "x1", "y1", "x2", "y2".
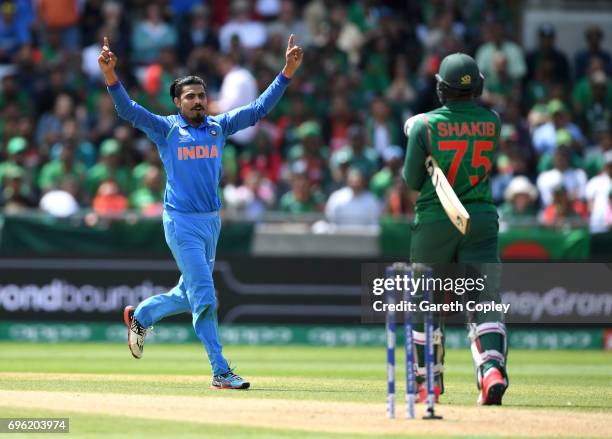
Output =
[{"x1": 107, "y1": 73, "x2": 290, "y2": 213}]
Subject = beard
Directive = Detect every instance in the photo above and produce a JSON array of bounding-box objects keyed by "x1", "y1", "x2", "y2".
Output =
[{"x1": 187, "y1": 109, "x2": 205, "y2": 124}]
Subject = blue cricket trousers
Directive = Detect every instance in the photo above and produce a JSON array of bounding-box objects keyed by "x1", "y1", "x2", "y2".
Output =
[{"x1": 134, "y1": 210, "x2": 230, "y2": 375}]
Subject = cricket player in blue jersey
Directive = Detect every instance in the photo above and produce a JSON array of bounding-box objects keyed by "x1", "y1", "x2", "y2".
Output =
[{"x1": 98, "y1": 35, "x2": 303, "y2": 389}]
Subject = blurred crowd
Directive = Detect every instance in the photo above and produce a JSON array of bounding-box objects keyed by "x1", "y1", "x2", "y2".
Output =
[{"x1": 0, "y1": 0, "x2": 610, "y2": 233}]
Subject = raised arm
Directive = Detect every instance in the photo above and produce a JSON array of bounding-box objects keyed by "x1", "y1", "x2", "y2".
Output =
[
  {"x1": 215, "y1": 34, "x2": 303, "y2": 137},
  {"x1": 98, "y1": 37, "x2": 170, "y2": 144}
]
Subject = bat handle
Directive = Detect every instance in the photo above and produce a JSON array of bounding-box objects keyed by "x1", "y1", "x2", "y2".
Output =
[{"x1": 425, "y1": 156, "x2": 435, "y2": 177}]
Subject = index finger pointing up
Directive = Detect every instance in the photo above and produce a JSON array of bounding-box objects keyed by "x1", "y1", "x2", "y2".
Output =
[
  {"x1": 287, "y1": 34, "x2": 294, "y2": 49},
  {"x1": 103, "y1": 36, "x2": 109, "y2": 49}
]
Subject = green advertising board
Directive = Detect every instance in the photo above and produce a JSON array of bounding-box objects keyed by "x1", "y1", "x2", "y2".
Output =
[{"x1": 0, "y1": 322, "x2": 603, "y2": 350}]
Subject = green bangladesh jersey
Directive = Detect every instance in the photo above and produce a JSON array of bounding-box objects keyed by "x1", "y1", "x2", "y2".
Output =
[{"x1": 402, "y1": 101, "x2": 500, "y2": 223}]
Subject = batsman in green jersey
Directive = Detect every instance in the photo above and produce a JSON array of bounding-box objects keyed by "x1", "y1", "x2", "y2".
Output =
[{"x1": 402, "y1": 53, "x2": 508, "y2": 405}]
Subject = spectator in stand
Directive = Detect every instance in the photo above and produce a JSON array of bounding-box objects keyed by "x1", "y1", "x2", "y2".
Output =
[
  {"x1": 134, "y1": 49, "x2": 179, "y2": 115},
  {"x1": 501, "y1": 101, "x2": 536, "y2": 171},
  {"x1": 38, "y1": 142, "x2": 86, "y2": 194},
  {"x1": 360, "y1": 33, "x2": 391, "y2": 98},
  {"x1": 49, "y1": 118, "x2": 96, "y2": 169},
  {"x1": 35, "y1": 93, "x2": 75, "y2": 151},
  {"x1": 330, "y1": 3, "x2": 363, "y2": 66},
  {"x1": 498, "y1": 176, "x2": 539, "y2": 224},
  {"x1": 413, "y1": 54, "x2": 442, "y2": 114},
  {"x1": 326, "y1": 95, "x2": 356, "y2": 152},
  {"x1": 287, "y1": 121, "x2": 329, "y2": 189},
  {"x1": 223, "y1": 169, "x2": 275, "y2": 221},
  {"x1": 383, "y1": 175, "x2": 415, "y2": 218},
  {"x1": 239, "y1": 129, "x2": 282, "y2": 184},
  {"x1": 254, "y1": 0, "x2": 281, "y2": 21},
  {"x1": 573, "y1": 66, "x2": 612, "y2": 140},
  {"x1": 219, "y1": 0, "x2": 267, "y2": 53},
  {"x1": 317, "y1": 26, "x2": 350, "y2": 77},
  {"x1": 491, "y1": 129, "x2": 532, "y2": 204},
  {"x1": 267, "y1": 0, "x2": 312, "y2": 48},
  {"x1": 325, "y1": 167, "x2": 380, "y2": 226},
  {"x1": 0, "y1": 136, "x2": 33, "y2": 193},
  {"x1": 79, "y1": 0, "x2": 104, "y2": 46},
  {"x1": 417, "y1": 10, "x2": 465, "y2": 59},
  {"x1": 481, "y1": 51, "x2": 519, "y2": 113},
  {"x1": 0, "y1": 0, "x2": 607, "y2": 230},
  {"x1": 302, "y1": 0, "x2": 327, "y2": 45},
  {"x1": 88, "y1": 94, "x2": 120, "y2": 148},
  {"x1": 385, "y1": 55, "x2": 417, "y2": 112},
  {"x1": 38, "y1": 28, "x2": 65, "y2": 64},
  {"x1": 100, "y1": 1, "x2": 130, "y2": 61},
  {"x1": 92, "y1": 180, "x2": 128, "y2": 215},
  {"x1": 526, "y1": 24, "x2": 570, "y2": 85},
  {"x1": 537, "y1": 145, "x2": 587, "y2": 207},
  {"x1": 82, "y1": 27, "x2": 108, "y2": 82},
  {"x1": 131, "y1": 3, "x2": 177, "y2": 65},
  {"x1": 331, "y1": 125, "x2": 378, "y2": 180},
  {"x1": 279, "y1": 169, "x2": 323, "y2": 213},
  {"x1": 537, "y1": 128, "x2": 586, "y2": 174},
  {"x1": 476, "y1": 21, "x2": 526, "y2": 83},
  {"x1": 208, "y1": 53, "x2": 258, "y2": 147},
  {"x1": 85, "y1": 139, "x2": 131, "y2": 198},
  {"x1": 532, "y1": 99, "x2": 586, "y2": 157},
  {"x1": 540, "y1": 183, "x2": 588, "y2": 228},
  {"x1": 585, "y1": 150, "x2": 612, "y2": 233},
  {"x1": 37, "y1": 0, "x2": 80, "y2": 51},
  {"x1": 0, "y1": 74, "x2": 31, "y2": 116},
  {"x1": 275, "y1": 94, "x2": 309, "y2": 149},
  {"x1": 371, "y1": 145, "x2": 404, "y2": 199},
  {"x1": 574, "y1": 25, "x2": 611, "y2": 79},
  {"x1": 170, "y1": 0, "x2": 203, "y2": 28},
  {"x1": 39, "y1": 177, "x2": 80, "y2": 217},
  {"x1": 1, "y1": 100, "x2": 20, "y2": 143},
  {"x1": 0, "y1": 165, "x2": 36, "y2": 212},
  {"x1": 259, "y1": 32, "x2": 288, "y2": 74},
  {"x1": 0, "y1": 0, "x2": 31, "y2": 64},
  {"x1": 328, "y1": 148, "x2": 352, "y2": 194},
  {"x1": 132, "y1": 141, "x2": 163, "y2": 189},
  {"x1": 177, "y1": 4, "x2": 219, "y2": 63},
  {"x1": 584, "y1": 128, "x2": 611, "y2": 178},
  {"x1": 130, "y1": 166, "x2": 164, "y2": 216},
  {"x1": 366, "y1": 97, "x2": 399, "y2": 157},
  {"x1": 31, "y1": 64, "x2": 73, "y2": 118}
]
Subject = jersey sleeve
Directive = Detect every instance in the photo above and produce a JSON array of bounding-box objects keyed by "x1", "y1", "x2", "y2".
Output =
[
  {"x1": 214, "y1": 73, "x2": 290, "y2": 137},
  {"x1": 107, "y1": 82, "x2": 172, "y2": 145},
  {"x1": 402, "y1": 116, "x2": 429, "y2": 191}
]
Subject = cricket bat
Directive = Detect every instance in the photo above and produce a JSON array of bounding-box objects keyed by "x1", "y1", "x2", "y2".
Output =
[
  {"x1": 425, "y1": 155, "x2": 471, "y2": 235},
  {"x1": 404, "y1": 115, "x2": 471, "y2": 235}
]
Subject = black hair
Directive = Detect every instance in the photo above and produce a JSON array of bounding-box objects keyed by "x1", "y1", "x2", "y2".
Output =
[{"x1": 170, "y1": 76, "x2": 207, "y2": 99}]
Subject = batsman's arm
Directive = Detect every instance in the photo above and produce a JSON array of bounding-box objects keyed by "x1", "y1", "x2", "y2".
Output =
[{"x1": 401, "y1": 117, "x2": 428, "y2": 191}]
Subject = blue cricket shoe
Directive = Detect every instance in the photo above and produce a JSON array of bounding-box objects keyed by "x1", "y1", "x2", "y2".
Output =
[{"x1": 212, "y1": 369, "x2": 250, "y2": 390}]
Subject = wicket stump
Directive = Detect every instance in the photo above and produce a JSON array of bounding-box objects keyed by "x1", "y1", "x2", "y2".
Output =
[{"x1": 385, "y1": 262, "x2": 442, "y2": 420}]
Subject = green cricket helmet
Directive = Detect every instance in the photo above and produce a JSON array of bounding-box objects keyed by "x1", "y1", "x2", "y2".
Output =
[{"x1": 435, "y1": 53, "x2": 484, "y2": 104}]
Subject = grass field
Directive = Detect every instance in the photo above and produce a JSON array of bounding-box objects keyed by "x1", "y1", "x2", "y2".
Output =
[{"x1": 0, "y1": 342, "x2": 610, "y2": 438}]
